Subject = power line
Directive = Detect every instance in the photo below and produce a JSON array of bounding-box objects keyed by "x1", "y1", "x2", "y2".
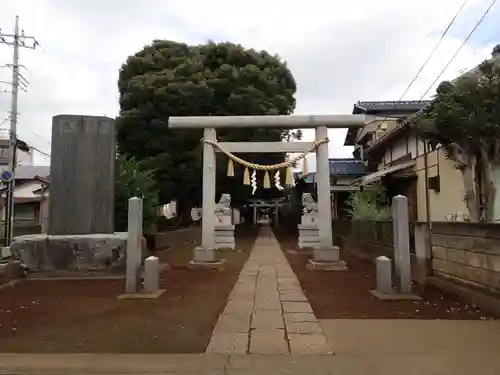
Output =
[
  {"x1": 29, "y1": 145, "x2": 50, "y2": 158},
  {"x1": 419, "y1": 0, "x2": 497, "y2": 99},
  {"x1": 359, "y1": 1, "x2": 495, "y2": 161},
  {"x1": 0, "y1": 15, "x2": 40, "y2": 245},
  {"x1": 356, "y1": 1, "x2": 470, "y2": 159},
  {"x1": 398, "y1": 0, "x2": 469, "y2": 101}
]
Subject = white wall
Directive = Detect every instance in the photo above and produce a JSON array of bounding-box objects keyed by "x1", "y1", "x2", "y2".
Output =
[
  {"x1": 383, "y1": 134, "x2": 427, "y2": 165},
  {"x1": 16, "y1": 149, "x2": 33, "y2": 166},
  {"x1": 391, "y1": 138, "x2": 407, "y2": 161},
  {"x1": 11, "y1": 181, "x2": 45, "y2": 198}
]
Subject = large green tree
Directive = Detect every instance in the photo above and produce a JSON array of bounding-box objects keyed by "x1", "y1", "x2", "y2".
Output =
[
  {"x1": 114, "y1": 156, "x2": 159, "y2": 232},
  {"x1": 117, "y1": 40, "x2": 298, "y2": 220},
  {"x1": 417, "y1": 59, "x2": 500, "y2": 221}
]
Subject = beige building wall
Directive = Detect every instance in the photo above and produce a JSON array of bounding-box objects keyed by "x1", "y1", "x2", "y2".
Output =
[{"x1": 415, "y1": 148, "x2": 468, "y2": 222}]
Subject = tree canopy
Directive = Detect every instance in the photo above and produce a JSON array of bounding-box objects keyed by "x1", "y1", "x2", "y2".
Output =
[
  {"x1": 417, "y1": 59, "x2": 500, "y2": 221},
  {"x1": 117, "y1": 40, "x2": 298, "y2": 220},
  {"x1": 114, "y1": 155, "x2": 159, "y2": 232}
]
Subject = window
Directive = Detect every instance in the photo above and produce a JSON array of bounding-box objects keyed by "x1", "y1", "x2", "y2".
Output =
[{"x1": 0, "y1": 147, "x2": 8, "y2": 157}]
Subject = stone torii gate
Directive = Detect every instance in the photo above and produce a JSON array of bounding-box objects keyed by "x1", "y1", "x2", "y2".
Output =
[
  {"x1": 168, "y1": 115, "x2": 369, "y2": 269},
  {"x1": 248, "y1": 198, "x2": 284, "y2": 226}
]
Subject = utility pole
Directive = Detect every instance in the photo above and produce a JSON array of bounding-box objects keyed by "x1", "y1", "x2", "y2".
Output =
[{"x1": 0, "y1": 16, "x2": 39, "y2": 245}]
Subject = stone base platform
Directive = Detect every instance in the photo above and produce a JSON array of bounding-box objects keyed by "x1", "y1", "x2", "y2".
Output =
[
  {"x1": 0, "y1": 260, "x2": 25, "y2": 285},
  {"x1": 10, "y1": 233, "x2": 128, "y2": 273},
  {"x1": 369, "y1": 290, "x2": 422, "y2": 301},
  {"x1": 307, "y1": 246, "x2": 348, "y2": 271},
  {"x1": 307, "y1": 259, "x2": 348, "y2": 271},
  {"x1": 117, "y1": 289, "x2": 166, "y2": 300},
  {"x1": 188, "y1": 259, "x2": 226, "y2": 270},
  {"x1": 190, "y1": 247, "x2": 226, "y2": 269}
]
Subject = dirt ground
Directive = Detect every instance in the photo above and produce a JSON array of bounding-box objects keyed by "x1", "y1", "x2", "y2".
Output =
[
  {"x1": 274, "y1": 227, "x2": 496, "y2": 320},
  {"x1": 0, "y1": 225, "x2": 257, "y2": 353}
]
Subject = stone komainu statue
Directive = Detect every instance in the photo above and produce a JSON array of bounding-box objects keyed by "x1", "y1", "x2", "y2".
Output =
[
  {"x1": 301, "y1": 193, "x2": 318, "y2": 214},
  {"x1": 215, "y1": 194, "x2": 232, "y2": 216}
]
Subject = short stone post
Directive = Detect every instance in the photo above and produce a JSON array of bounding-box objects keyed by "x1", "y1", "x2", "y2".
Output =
[
  {"x1": 414, "y1": 222, "x2": 431, "y2": 284},
  {"x1": 143, "y1": 256, "x2": 160, "y2": 293},
  {"x1": 375, "y1": 256, "x2": 393, "y2": 294},
  {"x1": 125, "y1": 197, "x2": 143, "y2": 294},
  {"x1": 392, "y1": 195, "x2": 412, "y2": 294}
]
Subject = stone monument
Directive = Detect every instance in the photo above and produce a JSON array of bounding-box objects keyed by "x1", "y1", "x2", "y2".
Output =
[
  {"x1": 298, "y1": 193, "x2": 319, "y2": 249},
  {"x1": 49, "y1": 115, "x2": 115, "y2": 234},
  {"x1": 10, "y1": 115, "x2": 127, "y2": 272},
  {"x1": 214, "y1": 194, "x2": 235, "y2": 249}
]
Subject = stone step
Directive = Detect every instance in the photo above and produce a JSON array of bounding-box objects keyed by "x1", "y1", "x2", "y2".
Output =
[{"x1": 214, "y1": 237, "x2": 235, "y2": 243}]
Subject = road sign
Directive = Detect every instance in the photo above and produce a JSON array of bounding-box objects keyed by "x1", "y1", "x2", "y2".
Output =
[{"x1": 1, "y1": 170, "x2": 13, "y2": 182}]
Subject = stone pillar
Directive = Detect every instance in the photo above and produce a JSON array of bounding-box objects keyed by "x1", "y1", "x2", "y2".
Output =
[
  {"x1": 143, "y1": 256, "x2": 160, "y2": 293},
  {"x1": 315, "y1": 126, "x2": 333, "y2": 247},
  {"x1": 193, "y1": 128, "x2": 217, "y2": 263},
  {"x1": 375, "y1": 256, "x2": 393, "y2": 294},
  {"x1": 125, "y1": 197, "x2": 143, "y2": 294},
  {"x1": 309, "y1": 126, "x2": 345, "y2": 270},
  {"x1": 393, "y1": 195, "x2": 412, "y2": 294},
  {"x1": 200, "y1": 128, "x2": 216, "y2": 251},
  {"x1": 414, "y1": 222, "x2": 431, "y2": 284},
  {"x1": 48, "y1": 115, "x2": 115, "y2": 235}
]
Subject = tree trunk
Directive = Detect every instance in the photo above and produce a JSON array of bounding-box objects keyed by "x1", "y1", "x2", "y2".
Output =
[
  {"x1": 460, "y1": 164, "x2": 481, "y2": 222},
  {"x1": 479, "y1": 149, "x2": 497, "y2": 222}
]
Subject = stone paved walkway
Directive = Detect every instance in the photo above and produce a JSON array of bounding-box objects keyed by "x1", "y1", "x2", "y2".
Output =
[{"x1": 206, "y1": 226, "x2": 332, "y2": 354}]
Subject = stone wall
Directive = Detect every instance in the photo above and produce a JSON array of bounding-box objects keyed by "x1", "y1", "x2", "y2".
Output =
[
  {"x1": 431, "y1": 222, "x2": 500, "y2": 295},
  {"x1": 152, "y1": 226, "x2": 200, "y2": 251}
]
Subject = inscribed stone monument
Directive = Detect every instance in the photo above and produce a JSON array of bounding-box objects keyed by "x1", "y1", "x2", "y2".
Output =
[{"x1": 48, "y1": 115, "x2": 115, "y2": 235}]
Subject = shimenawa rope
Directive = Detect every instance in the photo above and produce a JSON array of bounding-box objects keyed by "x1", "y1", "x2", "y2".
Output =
[{"x1": 201, "y1": 137, "x2": 329, "y2": 188}]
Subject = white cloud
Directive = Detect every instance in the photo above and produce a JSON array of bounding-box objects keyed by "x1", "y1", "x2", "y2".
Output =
[{"x1": 0, "y1": 0, "x2": 497, "y2": 167}]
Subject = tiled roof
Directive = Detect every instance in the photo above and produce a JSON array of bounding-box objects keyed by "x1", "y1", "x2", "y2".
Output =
[
  {"x1": 294, "y1": 159, "x2": 367, "y2": 183},
  {"x1": 345, "y1": 100, "x2": 431, "y2": 146},
  {"x1": 329, "y1": 158, "x2": 366, "y2": 176},
  {"x1": 353, "y1": 100, "x2": 431, "y2": 114}
]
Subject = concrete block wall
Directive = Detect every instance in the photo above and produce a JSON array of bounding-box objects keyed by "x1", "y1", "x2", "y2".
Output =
[{"x1": 431, "y1": 222, "x2": 500, "y2": 295}]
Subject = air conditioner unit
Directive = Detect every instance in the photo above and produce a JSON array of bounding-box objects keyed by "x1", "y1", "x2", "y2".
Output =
[{"x1": 428, "y1": 175, "x2": 440, "y2": 192}]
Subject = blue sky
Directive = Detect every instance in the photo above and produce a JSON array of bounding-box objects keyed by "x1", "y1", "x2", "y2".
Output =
[{"x1": 447, "y1": 3, "x2": 500, "y2": 48}]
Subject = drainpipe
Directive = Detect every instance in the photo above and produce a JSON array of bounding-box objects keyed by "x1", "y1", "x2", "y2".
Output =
[
  {"x1": 423, "y1": 142, "x2": 431, "y2": 227},
  {"x1": 423, "y1": 141, "x2": 432, "y2": 268}
]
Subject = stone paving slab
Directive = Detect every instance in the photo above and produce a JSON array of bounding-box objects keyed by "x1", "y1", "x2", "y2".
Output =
[
  {"x1": 280, "y1": 290, "x2": 308, "y2": 302},
  {"x1": 206, "y1": 226, "x2": 332, "y2": 355},
  {"x1": 282, "y1": 301, "x2": 314, "y2": 314},
  {"x1": 284, "y1": 312, "x2": 317, "y2": 324},
  {"x1": 1, "y1": 353, "x2": 498, "y2": 375},
  {"x1": 251, "y1": 310, "x2": 285, "y2": 329},
  {"x1": 249, "y1": 329, "x2": 288, "y2": 354},
  {"x1": 205, "y1": 333, "x2": 248, "y2": 354},
  {"x1": 288, "y1": 333, "x2": 333, "y2": 354}
]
